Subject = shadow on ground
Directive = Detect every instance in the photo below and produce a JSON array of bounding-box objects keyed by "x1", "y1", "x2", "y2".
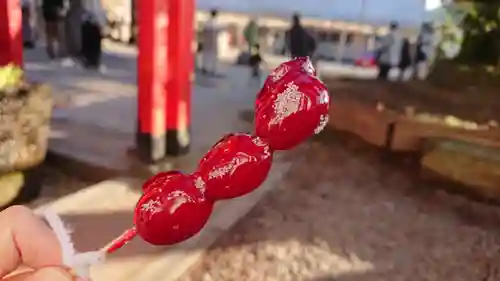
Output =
[
  {"x1": 179, "y1": 130, "x2": 500, "y2": 281},
  {"x1": 37, "y1": 130, "x2": 500, "y2": 280}
]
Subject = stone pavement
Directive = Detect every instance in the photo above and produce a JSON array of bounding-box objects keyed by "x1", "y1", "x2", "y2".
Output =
[
  {"x1": 24, "y1": 42, "x2": 267, "y2": 178},
  {"x1": 24, "y1": 42, "x2": 260, "y2": 135},
  {"x1": 24, "y1": 43, "x2": 294, "y2": 281}
]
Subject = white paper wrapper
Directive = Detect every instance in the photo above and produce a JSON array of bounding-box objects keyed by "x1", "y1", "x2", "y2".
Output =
[{"x1": 40, "y1": 208, "x2": 105, "y2": 281}]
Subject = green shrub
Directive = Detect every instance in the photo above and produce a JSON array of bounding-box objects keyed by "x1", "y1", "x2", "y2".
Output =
[{"x1": 0, "y1": 64, "x2": 23, "y2": 93}]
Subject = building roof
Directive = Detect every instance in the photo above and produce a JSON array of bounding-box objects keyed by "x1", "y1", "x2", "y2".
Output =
[{"x1": 196, "y1": 0, "x2": 427, "y2": 27}]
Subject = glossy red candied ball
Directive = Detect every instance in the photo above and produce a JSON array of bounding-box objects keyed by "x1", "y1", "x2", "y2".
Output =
[
  {"x1": 142, "y1": 170, "x2": 182, "y2": 193},
  {"x1": 134, "y1": 173, "x2": 213, "y2": 246},
  {"x1": 255, "y1": 72, "x2": 330, "y2": 151},
  {"x1": 195, "y1": 133, "x2": 273, "y2": 201},
  {"x1": 267, "y1": 57, "x2": 316, "y2": 82},
  {"x1": 257, "y1": 57, "x2": 316, "y2": 112},
  {"x1": 285, "y1": 56, "x2": 316, "y2": 76},
  {"x1": 264, "y1": 56, "x2": 316, "y2": 88}
]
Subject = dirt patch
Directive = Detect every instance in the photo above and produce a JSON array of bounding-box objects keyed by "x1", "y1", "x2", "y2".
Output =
[
  {"x1": 179, "y1": 132, "x2": 500, "y2": 281},
  {"x1": 325, "y1": 78, "x2": 500, "y2": 126}
]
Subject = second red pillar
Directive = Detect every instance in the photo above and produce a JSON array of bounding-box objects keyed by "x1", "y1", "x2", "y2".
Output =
[{"x1": 136, "y1": 0, "x2": 194, "y2": 163}]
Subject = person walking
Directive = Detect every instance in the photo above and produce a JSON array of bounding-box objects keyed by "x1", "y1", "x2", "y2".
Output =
[
  {"x1": 42, "y1": 0, "x2": 67, "y2": 59},
  {"x1": 64, "y1": 0, "x2": 85, "y2": 60},
  {"x1": 285, "y1": 13, "x2": 317, "y2": 59},
  {"x1": 398, "y1": 38, "x2": 412, "y2": 81},
  {"x1": 243, "y1": 18, "x2": 259, "y2": 53},
  {"x1": 201, "y1": 9, "x2": 223, "y2": 76},
  {"x1": 22, "y1": 0, "x2": 36, "y2": 48},
  {"x1": 80, "y1": 10, "x2": 103, "y2": 69},
  {"x1": 414, "y1": 22, "x2": 436, "y2": 80},
  {"x1": 376, "y1": 21, "x2": 402, "y2": 80},
  {"x1": 248, "y1": 43, "x2": 264, "y2": 86}
]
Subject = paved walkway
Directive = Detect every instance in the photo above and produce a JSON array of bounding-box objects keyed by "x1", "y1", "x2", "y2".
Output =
[
  {"x1": 24, "y1": 43, "x2": 259, "y2": 135},
  {"x1": 23, "y1": 42, "x2": 389, "y2": 136},
  {"x1": 24, "y1": 43, "x2": 266, "y2": 175}
]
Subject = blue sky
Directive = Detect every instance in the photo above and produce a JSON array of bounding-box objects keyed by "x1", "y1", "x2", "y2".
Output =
[{"x1": 198, "y1": 0, "x2": 442, "y2": 26}]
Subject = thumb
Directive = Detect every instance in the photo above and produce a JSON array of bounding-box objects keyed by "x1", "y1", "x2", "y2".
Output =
[{"x1": 3, "y1": 267, "x2": 76, "y2": 281}]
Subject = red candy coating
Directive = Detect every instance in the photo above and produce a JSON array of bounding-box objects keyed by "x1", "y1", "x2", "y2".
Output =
[
  {"x1": 103, "y1": 58, "x2": 331, "y2": 253},
  {"x1": 285, "y1": 56, "x2": 316, "y2": 76},
  {"x1": 196, "y1": 133, "x2": 273, "y2": 200},
  {"x1": 142, "y1": 170, "x2": 182, "y2": 193},
  {"x1": 255, "y1": 72, "x2": 330, "y2": 151},
  {"x1": 257, "y1": 57, "x2": 316, "y2": 112},
  {"x1": 134, "y1": 173, "x2": 213, "y2": 246}
]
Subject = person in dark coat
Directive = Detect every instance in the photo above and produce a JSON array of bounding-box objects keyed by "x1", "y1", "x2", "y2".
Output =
[
  {"x1": 22, "y1": 0, "x2": 36, "y2": 48},
  {"x1": 248, "y1": 43, "x2": 263, "y2": 81},
  {"x1": 64, "y1": 0, "x2": 85, "y2": 59},
  {"x1": 285, "y1": 13, "x2": 317, "y2": 58},
  {"x1": 80, "y1": 11, "x2": 102, "y2": 69},
  {"x1": 42, "y1": 0, "x2": 67, "y2": 59},
  {"x1": 398, "y1": 38, "x2": 412, "y2": 80}
]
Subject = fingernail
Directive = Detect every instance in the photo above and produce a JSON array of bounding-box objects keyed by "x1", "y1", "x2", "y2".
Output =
[{"x1": 34, "y1": 267, "x2": 76, "y2": 281}]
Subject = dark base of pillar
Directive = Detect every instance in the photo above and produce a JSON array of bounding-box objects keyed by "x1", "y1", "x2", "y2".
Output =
[
  {"x1": 165, "y1": 128, "x2": 190, "y2": 156},
  {"x1": 126, "y1": 145, "x2": 175, "y2": 178},
  {"x1": 135, "y1": 132, "x2": 167, "y2": 164},
  {"x1": 134, "y1": 128, "x2": 190, "y2": 164}
]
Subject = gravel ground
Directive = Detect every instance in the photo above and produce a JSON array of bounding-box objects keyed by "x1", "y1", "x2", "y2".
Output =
[{"x1": 180, "y1": 132, "x2": 500, "y2": 281}]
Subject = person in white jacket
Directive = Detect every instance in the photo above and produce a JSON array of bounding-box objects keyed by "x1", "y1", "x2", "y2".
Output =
[
  {"x1": 201, "y1": 9, "x2": 223, "y2": 76},
  {"x1": 376, "y1": 21, "x2": 403, "y2": 80},
  {"x1": 415, "y1": 22, "x2": 436, "y2": 80}
]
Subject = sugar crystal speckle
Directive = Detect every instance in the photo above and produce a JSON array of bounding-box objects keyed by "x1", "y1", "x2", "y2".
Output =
[
  {"x1": 318, "y1": 90, "x2": 329, "y2": 105},
  {"x1": 271, "y1": 65, "x2": 290, "y2": 82},
  {"x1": 209, "y1": 152, "x2": 256, "y2": 179},
  {"x1": 314, "y1": 114, "x2": 329, "y2": 134},
  {"x1": 303, "y1": 59, "x2": 315, "y2": 75},
  {"x1": 141, "y1": 199, "x2": 163, "y2": 215},
  {"x1": 270, "y1": 82, "x2": 303, "y2": 125},
  {"x1": 194, "y1": 176, "x2": 206, "y2": 191}
]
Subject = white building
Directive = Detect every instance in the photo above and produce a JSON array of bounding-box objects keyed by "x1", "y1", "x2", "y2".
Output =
[
  {"x1": 198, "y1": 0, "x2": 427, "y2": 61},
  {"x1": 102, "y1": 0, "x2": 427, "y2": 61}
]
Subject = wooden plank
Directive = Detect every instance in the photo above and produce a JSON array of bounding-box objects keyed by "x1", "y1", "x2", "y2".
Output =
[
  {"x1": 327, "y1": 100, "x2": 397, "y2": 147},
  {"x1": 391, "y1": 116, "x2": 500, "y2": 152},
  {"x1": 421, "y1": 138, "x2": 500, "y2": 201}
]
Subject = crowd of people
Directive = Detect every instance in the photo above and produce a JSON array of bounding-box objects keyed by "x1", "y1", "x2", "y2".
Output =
[
  {"x1": 22, "y1": 0, "x2": 104, "y2": 69},
  {"x1": 197, "y1": 11, "x2": 435, "y2": 82},
  {"x1": 25, "y1": 2, "x2": 435, "y2": 80},
  {"x1": 376, "y1": 21, "x2": 435, "y2": 81},
  {"x1": 198, "y1": 11, "x2": 317, "y2": 82}
]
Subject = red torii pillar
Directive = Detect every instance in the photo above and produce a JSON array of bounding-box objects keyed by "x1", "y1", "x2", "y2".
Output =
[
  {"x1": 136, "y1": 0, "x2": 194, "y2": 163},
  {"x1": 0, "y1": 0, "x2": 23, "y2": 67}
]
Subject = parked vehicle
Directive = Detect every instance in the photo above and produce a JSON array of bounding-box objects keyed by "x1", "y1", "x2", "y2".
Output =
[{"x1": 354, "y1": 51, "x2": 377, "y2": 67}]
